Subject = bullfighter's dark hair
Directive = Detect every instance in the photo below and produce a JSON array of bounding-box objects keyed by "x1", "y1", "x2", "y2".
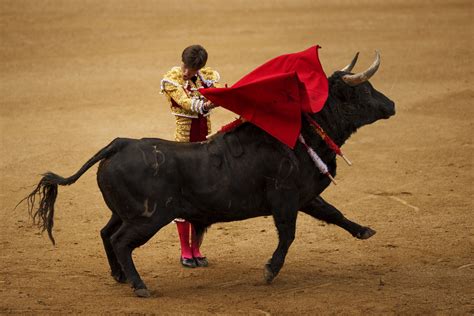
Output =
[{"x1": 182, "y1": 45, "x2": 208, "y2": 69}]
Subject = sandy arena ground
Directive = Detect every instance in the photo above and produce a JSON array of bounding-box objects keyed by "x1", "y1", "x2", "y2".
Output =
[{"x1": 1, "y1": 0, "x2": 473, "y2": 314}]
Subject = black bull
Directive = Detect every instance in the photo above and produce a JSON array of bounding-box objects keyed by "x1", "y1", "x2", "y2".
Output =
[{"x1": 23, "y1": 58, "x2": 395, "y2": 297}]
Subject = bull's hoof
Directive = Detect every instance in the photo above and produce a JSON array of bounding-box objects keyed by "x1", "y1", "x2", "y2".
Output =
[
  {"x1": 356, "y1": 227, "x2": 376, "y2": 240},
  {"x1": 264, "y1": 262, "x2": 275, "y2": 284},
  {"x1": 112, "y1": 272, "x2": 127, "y2": 284},
  {"x1": 134, "y1": 288, "x2": 151, "y2": 298}
]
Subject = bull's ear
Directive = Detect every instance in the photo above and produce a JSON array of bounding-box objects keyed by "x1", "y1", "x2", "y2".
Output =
[
  {"x1": 342, "y1": 51, "x2": 380, "y2": 86},
  {"x1": 340, "y1": 52, "x2": 359, "y2": 72}
]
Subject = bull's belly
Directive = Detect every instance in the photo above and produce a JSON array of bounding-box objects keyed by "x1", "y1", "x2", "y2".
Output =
[{"x1": 185, "y1": 206, "x2": 272, "y2": 225}]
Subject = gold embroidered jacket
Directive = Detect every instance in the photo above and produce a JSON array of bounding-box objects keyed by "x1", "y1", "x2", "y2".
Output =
[{"x1": 160, "y1": 66, "x2": 221, "y2": 142}]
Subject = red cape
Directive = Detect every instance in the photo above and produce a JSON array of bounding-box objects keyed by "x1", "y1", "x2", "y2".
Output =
[{"x1": 200, "y1": 45, "x2": 328, "y2": 148}]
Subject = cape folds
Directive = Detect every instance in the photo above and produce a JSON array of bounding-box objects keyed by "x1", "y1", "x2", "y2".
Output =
[{"x1": 200, "y1": 45, "x2": 328, "y2": 148}]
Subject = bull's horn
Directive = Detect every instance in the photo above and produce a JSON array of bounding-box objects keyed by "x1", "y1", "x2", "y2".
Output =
[
  {"x1": 342, "y1": 51, "x2": 380, "y2": 86},
  {"x1": 340, "y1": 52, "x2": 359, "y2": 72}
]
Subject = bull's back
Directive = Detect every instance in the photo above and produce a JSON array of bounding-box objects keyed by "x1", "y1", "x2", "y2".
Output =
[{"x1": 98, "y1": 137, "x2": 184, "y2": 186}]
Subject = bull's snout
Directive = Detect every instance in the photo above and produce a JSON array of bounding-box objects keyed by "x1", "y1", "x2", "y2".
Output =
[{"x1": 383, "y1": 100, "x2": 396, "y2": 118}]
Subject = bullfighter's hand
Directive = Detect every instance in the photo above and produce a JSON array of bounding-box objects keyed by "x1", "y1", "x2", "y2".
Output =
[{"x1": 203, "y1": 101, "x2": 219, "y2": 111}]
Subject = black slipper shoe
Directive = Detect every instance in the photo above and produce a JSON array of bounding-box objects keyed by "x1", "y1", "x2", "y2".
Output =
[
  {"x1": 194, "y1": 256, "x2": 208, "y2": 267},
  {"x1": 180, "y1": 257, "x2": 197, "y2": 268}
]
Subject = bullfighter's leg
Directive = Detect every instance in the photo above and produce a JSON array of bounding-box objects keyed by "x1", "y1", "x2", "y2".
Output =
[
  {"x1": 175, "y1": 220, "x2": 196, "y2": 268},
  {"x1": 111, "y1": 214, "x2": 174, "y2": 298},
  {"x1": 100, "y1": 213, "x2": 126, "y2": 283},
  {"x1": 191, "y1": 223, "x2": 208, "y2": 267},
  {"x1": 301, "y1": 196, "x2": 376, "y2": 239},
  {"x1": 264, "y1": 190, "x2": 299, "y2": 284}
]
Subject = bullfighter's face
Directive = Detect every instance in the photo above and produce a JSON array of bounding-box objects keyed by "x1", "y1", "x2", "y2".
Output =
[{"x1": 181, "y1": 63, "x2": 199, "y2": 81}]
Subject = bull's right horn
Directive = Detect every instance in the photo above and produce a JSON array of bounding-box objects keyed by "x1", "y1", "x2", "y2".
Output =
[
  {"x1": 342, "y1": 51, "x2": 380, "y2": 86},
  {"x1": 340, "y1": 52, "x2": 359, "y2": 72}
]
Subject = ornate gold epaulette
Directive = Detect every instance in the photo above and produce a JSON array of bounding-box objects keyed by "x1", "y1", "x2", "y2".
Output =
[
  {"x1": 198, "y1": 67, "x2": 220, "y2": 87},
  {"x1": 160, "y1": 67, "x2": 184, "y2": 92}
]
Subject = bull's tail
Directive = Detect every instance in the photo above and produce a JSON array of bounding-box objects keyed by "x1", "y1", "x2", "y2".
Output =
[{"x1": 19, "y1": 138, "x2": 130, "y2": 245}]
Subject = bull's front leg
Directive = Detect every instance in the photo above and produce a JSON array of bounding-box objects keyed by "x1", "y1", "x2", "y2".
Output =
[
  {"x1": 264, "y1": 189, "x2": 298, "y2": 284},
  {"x1": 301, "y1": 196, "x2": 376, "y2": 239}
]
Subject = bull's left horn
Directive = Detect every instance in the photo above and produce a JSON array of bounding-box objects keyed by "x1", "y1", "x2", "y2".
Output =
[
  {"x1": 340, "y1": 52, "x2": 359, "y2": 72},
  {"x1": 342, "y1": 51, "x2": 380, "y2": 86}
]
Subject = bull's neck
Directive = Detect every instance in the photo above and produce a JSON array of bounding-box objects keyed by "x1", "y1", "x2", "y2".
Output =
[{"x1": 311, "y1": 95, "x2": 357, "y2": 148}]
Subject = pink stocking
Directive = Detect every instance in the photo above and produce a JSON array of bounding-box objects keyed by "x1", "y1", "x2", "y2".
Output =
[
  {"x1": 176, "y1": 221, "x2": 192, "y2": 259},
  {"x1": 191, "y1": 224, "x2": 204, "y2": 258}
]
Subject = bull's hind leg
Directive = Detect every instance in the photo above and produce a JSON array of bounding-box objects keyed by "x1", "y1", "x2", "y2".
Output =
[
  {"x1": 111, "y1": 215, "x2": 173, "y2": 298},
  {"x1": 100, "y1": 213, "x2": 126, "y2": 283},
  {"x1": 302, "y1": 196, "x2": 376, "y2": 239}
]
